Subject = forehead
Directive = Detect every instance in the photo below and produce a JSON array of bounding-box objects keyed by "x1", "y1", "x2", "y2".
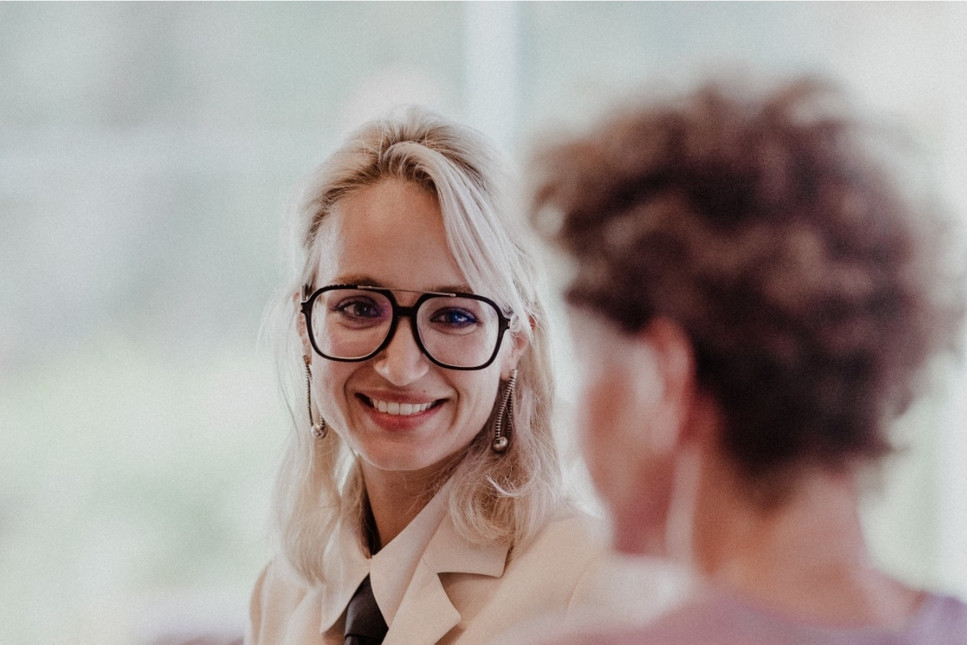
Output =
[{"x1": 312, "y1": 178, "x2": 466, "y2": 290}]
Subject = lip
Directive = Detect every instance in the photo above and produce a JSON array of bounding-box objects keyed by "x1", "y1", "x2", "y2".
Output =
[{"x1": 356, "y1": 392, "x2": 445, "y2": 430}]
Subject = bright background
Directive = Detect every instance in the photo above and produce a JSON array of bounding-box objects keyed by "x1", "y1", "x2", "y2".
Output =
[{"x1": 2, "y1": 3, "x2": 966, "y2": 644}]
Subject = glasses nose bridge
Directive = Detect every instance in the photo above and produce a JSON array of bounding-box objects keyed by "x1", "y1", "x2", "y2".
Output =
[
  {"x1": 393, "y1": 302, "x2": 419, "y2": 321},
  {"x1": 381, "y1": 299, "x2": 425, "y2": 351}
]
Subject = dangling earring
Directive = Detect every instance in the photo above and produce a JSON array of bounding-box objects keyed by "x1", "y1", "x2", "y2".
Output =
[
  {"x1": 303, "y1": 356, "x2": 328, "y2": 439},
  {"x1": 492, "y1": 368, "x2": 517, "y2": 453}
]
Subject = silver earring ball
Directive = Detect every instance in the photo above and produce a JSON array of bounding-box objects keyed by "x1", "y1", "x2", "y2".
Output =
[{"x1": 491, "y1": 435, "x2": 509, "y2": 453}]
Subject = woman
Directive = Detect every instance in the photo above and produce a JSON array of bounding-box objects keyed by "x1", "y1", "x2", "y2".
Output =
[
  {"x1": 525, "y1": 79, "x2": 967, "y2": 642},
  {"x1": 245, "y1": 107, "x2": 608, "y2": 645}
]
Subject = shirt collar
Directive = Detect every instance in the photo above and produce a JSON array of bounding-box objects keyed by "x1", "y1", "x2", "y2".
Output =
[
  {"x1": 317, "y1": 478, "x2": 509, "y2": 634},
  {"x1": 370, "y1": 480, "x2": 452, "y2": 626}
]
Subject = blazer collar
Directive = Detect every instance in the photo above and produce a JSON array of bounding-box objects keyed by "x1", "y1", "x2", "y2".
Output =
[
  {"x1": 384, "y1": 509, "x2": 508, "y2": 645},
  {"x1": 316, "y1": 479, "x2": 510, "y2": 641}
]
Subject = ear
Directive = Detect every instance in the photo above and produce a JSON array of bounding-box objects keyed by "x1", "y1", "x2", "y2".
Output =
[
  {"x1": 499, "y1": 314, "x2": 533, "y2": 380},
  {"x1": 580, "y1": 317, "x2": 695, "y2": 556},
  {"x1": 632, "y1": 317, "x2": 696, "y2": 454},
  {"x1": 294, "y1": 290, "x2": 313, "y2": 361}
]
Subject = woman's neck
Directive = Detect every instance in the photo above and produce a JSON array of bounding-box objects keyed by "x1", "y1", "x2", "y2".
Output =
[
  {"x1": 359, "y1": 460, "x2": 453, "y2": 550},
  {"x1": 691, "y1": 457, "x2": 922, "y2": 627}
]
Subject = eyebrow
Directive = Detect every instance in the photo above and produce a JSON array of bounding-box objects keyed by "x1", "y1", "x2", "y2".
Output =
[{"x1": 331, "y1": 275, "x2": 474, "y2": 294}]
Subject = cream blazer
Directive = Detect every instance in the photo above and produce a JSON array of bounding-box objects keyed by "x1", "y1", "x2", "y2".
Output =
[{"x1": 245, "y1": 485, "x2": 610, "y2": 645}]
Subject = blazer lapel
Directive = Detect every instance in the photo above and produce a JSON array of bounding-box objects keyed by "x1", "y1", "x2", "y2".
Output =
[
  {"x1": 422, "y1": 514, "x2": 508, "y2": 579},
  {"x1": 383, "y1": 558, "x2": 460, "y2": 645},
  {"x1": 282, "y1": 587, "x2": 327, "y2": 645},
  {"x1": 298, "y1": 484, "x2": 512, "y2": 645},
  {"x1": 318, "y1": 514, "x2": 371, "y2": 635},
  {"x1": 383, "y1": 512, "x2": 509, "y2": 645}
]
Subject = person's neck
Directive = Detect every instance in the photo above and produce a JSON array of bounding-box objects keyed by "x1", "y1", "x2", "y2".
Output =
[
  {"x1": 360, "y1": 460, "x2": 453, "y2": 551},
  {"x1": 691, "y1": 455, "x2": 922, "y2": 627}
]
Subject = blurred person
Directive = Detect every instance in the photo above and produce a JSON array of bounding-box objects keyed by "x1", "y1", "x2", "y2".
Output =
[
  {"x1": 521, "y1": 78, "x2": 967, "y2": 643},
  {"x1": 245, "y1": 107, "x2": 613, "y2": 645}
]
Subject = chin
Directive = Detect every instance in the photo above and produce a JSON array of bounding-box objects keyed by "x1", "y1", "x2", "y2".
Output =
[{"x1": 360, "y1": 447, "x2": 445, "y2": 474}]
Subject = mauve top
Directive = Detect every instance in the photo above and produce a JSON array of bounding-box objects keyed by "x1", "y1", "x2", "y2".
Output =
[{"x1": 595, "y1": 588, "x2": 967, "y2": 645}]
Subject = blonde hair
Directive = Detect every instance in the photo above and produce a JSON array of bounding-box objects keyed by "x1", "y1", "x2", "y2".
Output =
[{"x1": 267, "y1": 106, "x2": 565, "y2": 584}]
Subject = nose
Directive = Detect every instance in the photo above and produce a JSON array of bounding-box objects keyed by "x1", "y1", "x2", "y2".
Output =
[{"x1": 373, "y1": 320, "x2": 430, "y2": 386}]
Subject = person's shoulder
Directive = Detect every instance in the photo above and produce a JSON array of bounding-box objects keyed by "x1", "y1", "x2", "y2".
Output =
[
  {"x1": 914, "y1": 591, "x2": 967, "y2": 639},
  {"x1": 623, "y1": 588, "x2": 967, "y2": 644},
  {"x1": 512, "y1": 510, "x2": 693, "y2": 612},
  {"x1": 491, "y1": 554, "x2": 695, "y2": 645},
  {"x1": 508, "y1": 508, "x2": 608, "y2": 571},
  {"x1": 246, "y1": 557, "x2": 312, "y2": 644},
  {"x1": 512, "y1": 591, "x2": 732, "y2": 645},
  {"x1": 925, "y1": 590, "x2": 967, "y2": 612},
  {"x1": 255, "y1": 557, "x2": 309, "y2": 595},
  {"x1": 534, "y1": 508, "x2": 607, "y2": 545}
]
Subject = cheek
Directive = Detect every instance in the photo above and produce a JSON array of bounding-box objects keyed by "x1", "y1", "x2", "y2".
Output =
[
  {"x1": 440, "y1": 368, "x2": 503, "y2": 452},
  {"x1": 311, "y1": 361, "x2": 353, "y2": 423},
  {"x1": 458, "y1": 369, "x2": 501, "y2": 422}
]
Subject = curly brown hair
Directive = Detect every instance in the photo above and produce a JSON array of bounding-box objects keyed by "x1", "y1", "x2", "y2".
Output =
[{"x1": 530, "y1": 79, "x2": 963, "y2": 491}]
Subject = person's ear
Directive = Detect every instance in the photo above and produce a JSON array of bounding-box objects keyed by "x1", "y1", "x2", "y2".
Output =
[
  {"x1": 632, "y1": 317, "x2": 696, "y2": 453},
  {"x1": 294, "y1": 291, "x2": 313, "y2": 361},
  {"x1": 499, "y1": 315, "x2": 533, "y2": 380},
  {"x1": 580, "y1": 319, "x2": 694, "y2": 556}
]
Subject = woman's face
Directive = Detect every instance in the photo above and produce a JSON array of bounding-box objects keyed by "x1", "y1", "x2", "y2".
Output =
[{"x1": 303, "y1": 178, "x2": 520, "y2": 477}]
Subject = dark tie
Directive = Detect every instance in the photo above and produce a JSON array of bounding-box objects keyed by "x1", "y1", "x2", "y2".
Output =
[{"x1": 344, "y1": 575, "x2": 388, "y2": 645}]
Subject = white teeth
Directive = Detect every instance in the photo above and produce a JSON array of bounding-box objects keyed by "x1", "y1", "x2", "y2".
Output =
[{"x1": 370, "y1": 398, "x2": 433, "y2": 416}]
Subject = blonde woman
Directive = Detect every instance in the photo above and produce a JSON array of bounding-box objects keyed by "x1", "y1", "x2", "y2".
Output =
[{"x1": 245, "y1": 107, "x2": 608, "y2": 645}]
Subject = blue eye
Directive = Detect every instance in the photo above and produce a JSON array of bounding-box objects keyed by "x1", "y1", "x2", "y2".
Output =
[{"x1": 430, "y1": 308, "x2": 478, "y2": 329}]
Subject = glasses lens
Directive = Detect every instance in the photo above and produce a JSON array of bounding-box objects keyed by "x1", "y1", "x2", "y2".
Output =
[
  {"x1": 310, "y1": 288, "x2": 393, "y2": 360},
  {"x1": 416, "y1": 296, "x2": 502, "y2": 368}
]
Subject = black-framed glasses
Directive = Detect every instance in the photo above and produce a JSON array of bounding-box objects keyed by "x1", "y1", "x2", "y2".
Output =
[{"x1": 300, "y1": 284, "x2": 512, "y2": 370}]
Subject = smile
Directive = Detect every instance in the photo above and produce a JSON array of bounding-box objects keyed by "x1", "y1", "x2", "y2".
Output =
[{"x1": 365, "y1": 397, "x2": 437, "y2": 416}]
